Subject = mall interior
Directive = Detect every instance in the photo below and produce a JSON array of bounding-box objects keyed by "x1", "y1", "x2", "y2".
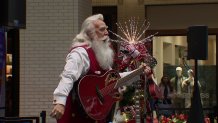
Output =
[{"x1": 0, "y1": 0, "x2": 217, "y2": 123}]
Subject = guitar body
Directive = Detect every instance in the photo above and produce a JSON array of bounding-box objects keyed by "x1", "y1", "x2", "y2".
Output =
[{"x1": 78, "y1": 70, "x2": 121, "y2": 120}]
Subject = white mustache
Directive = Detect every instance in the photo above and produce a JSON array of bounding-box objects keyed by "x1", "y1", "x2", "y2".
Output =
[{"x1": 99, "y1": 36, "x2": 109, "y2": 42}]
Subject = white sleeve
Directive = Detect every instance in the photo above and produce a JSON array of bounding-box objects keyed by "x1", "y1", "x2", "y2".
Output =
[{"x1": 53, "y1": 47, "x2": 90, "y2": 106}]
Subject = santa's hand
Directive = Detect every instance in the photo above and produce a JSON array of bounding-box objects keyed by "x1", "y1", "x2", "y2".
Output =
[
  {"x1": 142, "y1": 63, "x2": 152, "y2": 76},
  {"x1": 50, "y1": 104, "x2": 65, "y2": 119},
  {"x1": 118, "y1": 86, "x2": 127, "y2": 94},
  {"x1": 113, "y1": 86, "x2": 127, "y2": 101}
]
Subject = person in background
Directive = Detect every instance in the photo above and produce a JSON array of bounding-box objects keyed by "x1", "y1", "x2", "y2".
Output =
[
  {"x1": 170, "y1": 67, "x2": 187, "y2": 108},
  {"x1": 50, "y1": 14, "x2": 151, "y2": 123},
  {"x1": 159, "y1": 75, "x2": 174, "y2": 104},
  {"x1": 156, "y1": 75, "x2": 175, "y2": 117}
]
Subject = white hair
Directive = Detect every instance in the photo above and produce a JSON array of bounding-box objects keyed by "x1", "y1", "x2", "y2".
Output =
[
  {"x1": 71, "y1": 14, "x2": 113, "y2": 70},
  {"x1": 72, "y1": 14, "x2": 104, "y2": 47}
]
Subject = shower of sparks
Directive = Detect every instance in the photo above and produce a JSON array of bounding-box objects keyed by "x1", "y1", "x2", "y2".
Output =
[{"x1": 109, "y1": 17, "x2": 158, "y2": 44}]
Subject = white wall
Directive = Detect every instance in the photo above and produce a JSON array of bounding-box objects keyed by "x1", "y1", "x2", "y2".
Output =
[{"x1": 19, "y1": 0, "x2": 91, "y2": 122}]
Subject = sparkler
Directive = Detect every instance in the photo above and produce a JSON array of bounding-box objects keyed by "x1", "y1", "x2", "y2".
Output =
[
  {"x1": 111, "y1": 17, "x2": 158, "y2": 70},
  {"x1": 109, "y1": 17, "x2": 158, "y2": 44}
]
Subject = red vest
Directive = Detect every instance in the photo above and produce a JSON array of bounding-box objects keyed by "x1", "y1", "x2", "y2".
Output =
[{"x1": 57, "y1": 46, "x2": 107, "y2": 123}]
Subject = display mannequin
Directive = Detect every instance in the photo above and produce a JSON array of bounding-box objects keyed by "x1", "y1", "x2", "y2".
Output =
[
  {"x1": 182, "y1": 69, "x2": 201, "y2": 108},
  {"x1": 170, "y1": 67, "x2": 187, "y2": 108}
]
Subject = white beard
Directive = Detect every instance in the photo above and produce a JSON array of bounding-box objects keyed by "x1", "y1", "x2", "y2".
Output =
[{"x1": 91, "y1": 37, "x2": 114, "y2": 70}]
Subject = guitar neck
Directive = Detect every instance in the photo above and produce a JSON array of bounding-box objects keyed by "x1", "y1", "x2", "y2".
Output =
[{"x1": 115, "y1": 67, "x2": 144, "y2": 89}]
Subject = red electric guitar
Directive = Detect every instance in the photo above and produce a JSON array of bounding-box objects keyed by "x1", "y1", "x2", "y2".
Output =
[{"x1": 78, "y1": 66, "x2": 145, "y2": 120}]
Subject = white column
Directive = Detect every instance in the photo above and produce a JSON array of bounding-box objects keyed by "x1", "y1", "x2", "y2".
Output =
[{"x1": 153, "y1": 37, "x2": 163, "y2": 84}]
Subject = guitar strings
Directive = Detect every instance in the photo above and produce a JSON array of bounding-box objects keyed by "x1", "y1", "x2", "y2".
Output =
[{"x1": 100, "y1": 82, "x2": 117, "y2": 96}]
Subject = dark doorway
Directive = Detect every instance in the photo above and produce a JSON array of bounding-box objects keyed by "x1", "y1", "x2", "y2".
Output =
[
  {"x1": 92, "y1": 6, "x2": 118, "y2": 52},
  {"x1": 92, "y1": 6, "x2": 117, "y2": 40},
  {"x1": 5, "y1": 29, "x2": 19, "y2": 116}
]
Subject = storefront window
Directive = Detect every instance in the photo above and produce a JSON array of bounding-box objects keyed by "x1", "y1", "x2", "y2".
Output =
[{"x1": 153, "y1": 35, "x2": 216, "y2": 109}]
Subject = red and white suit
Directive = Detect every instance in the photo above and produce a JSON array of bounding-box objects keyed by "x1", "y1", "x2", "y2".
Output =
[{"x1": 53, "y1": 45, "x2": 132, "y2": 123}]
